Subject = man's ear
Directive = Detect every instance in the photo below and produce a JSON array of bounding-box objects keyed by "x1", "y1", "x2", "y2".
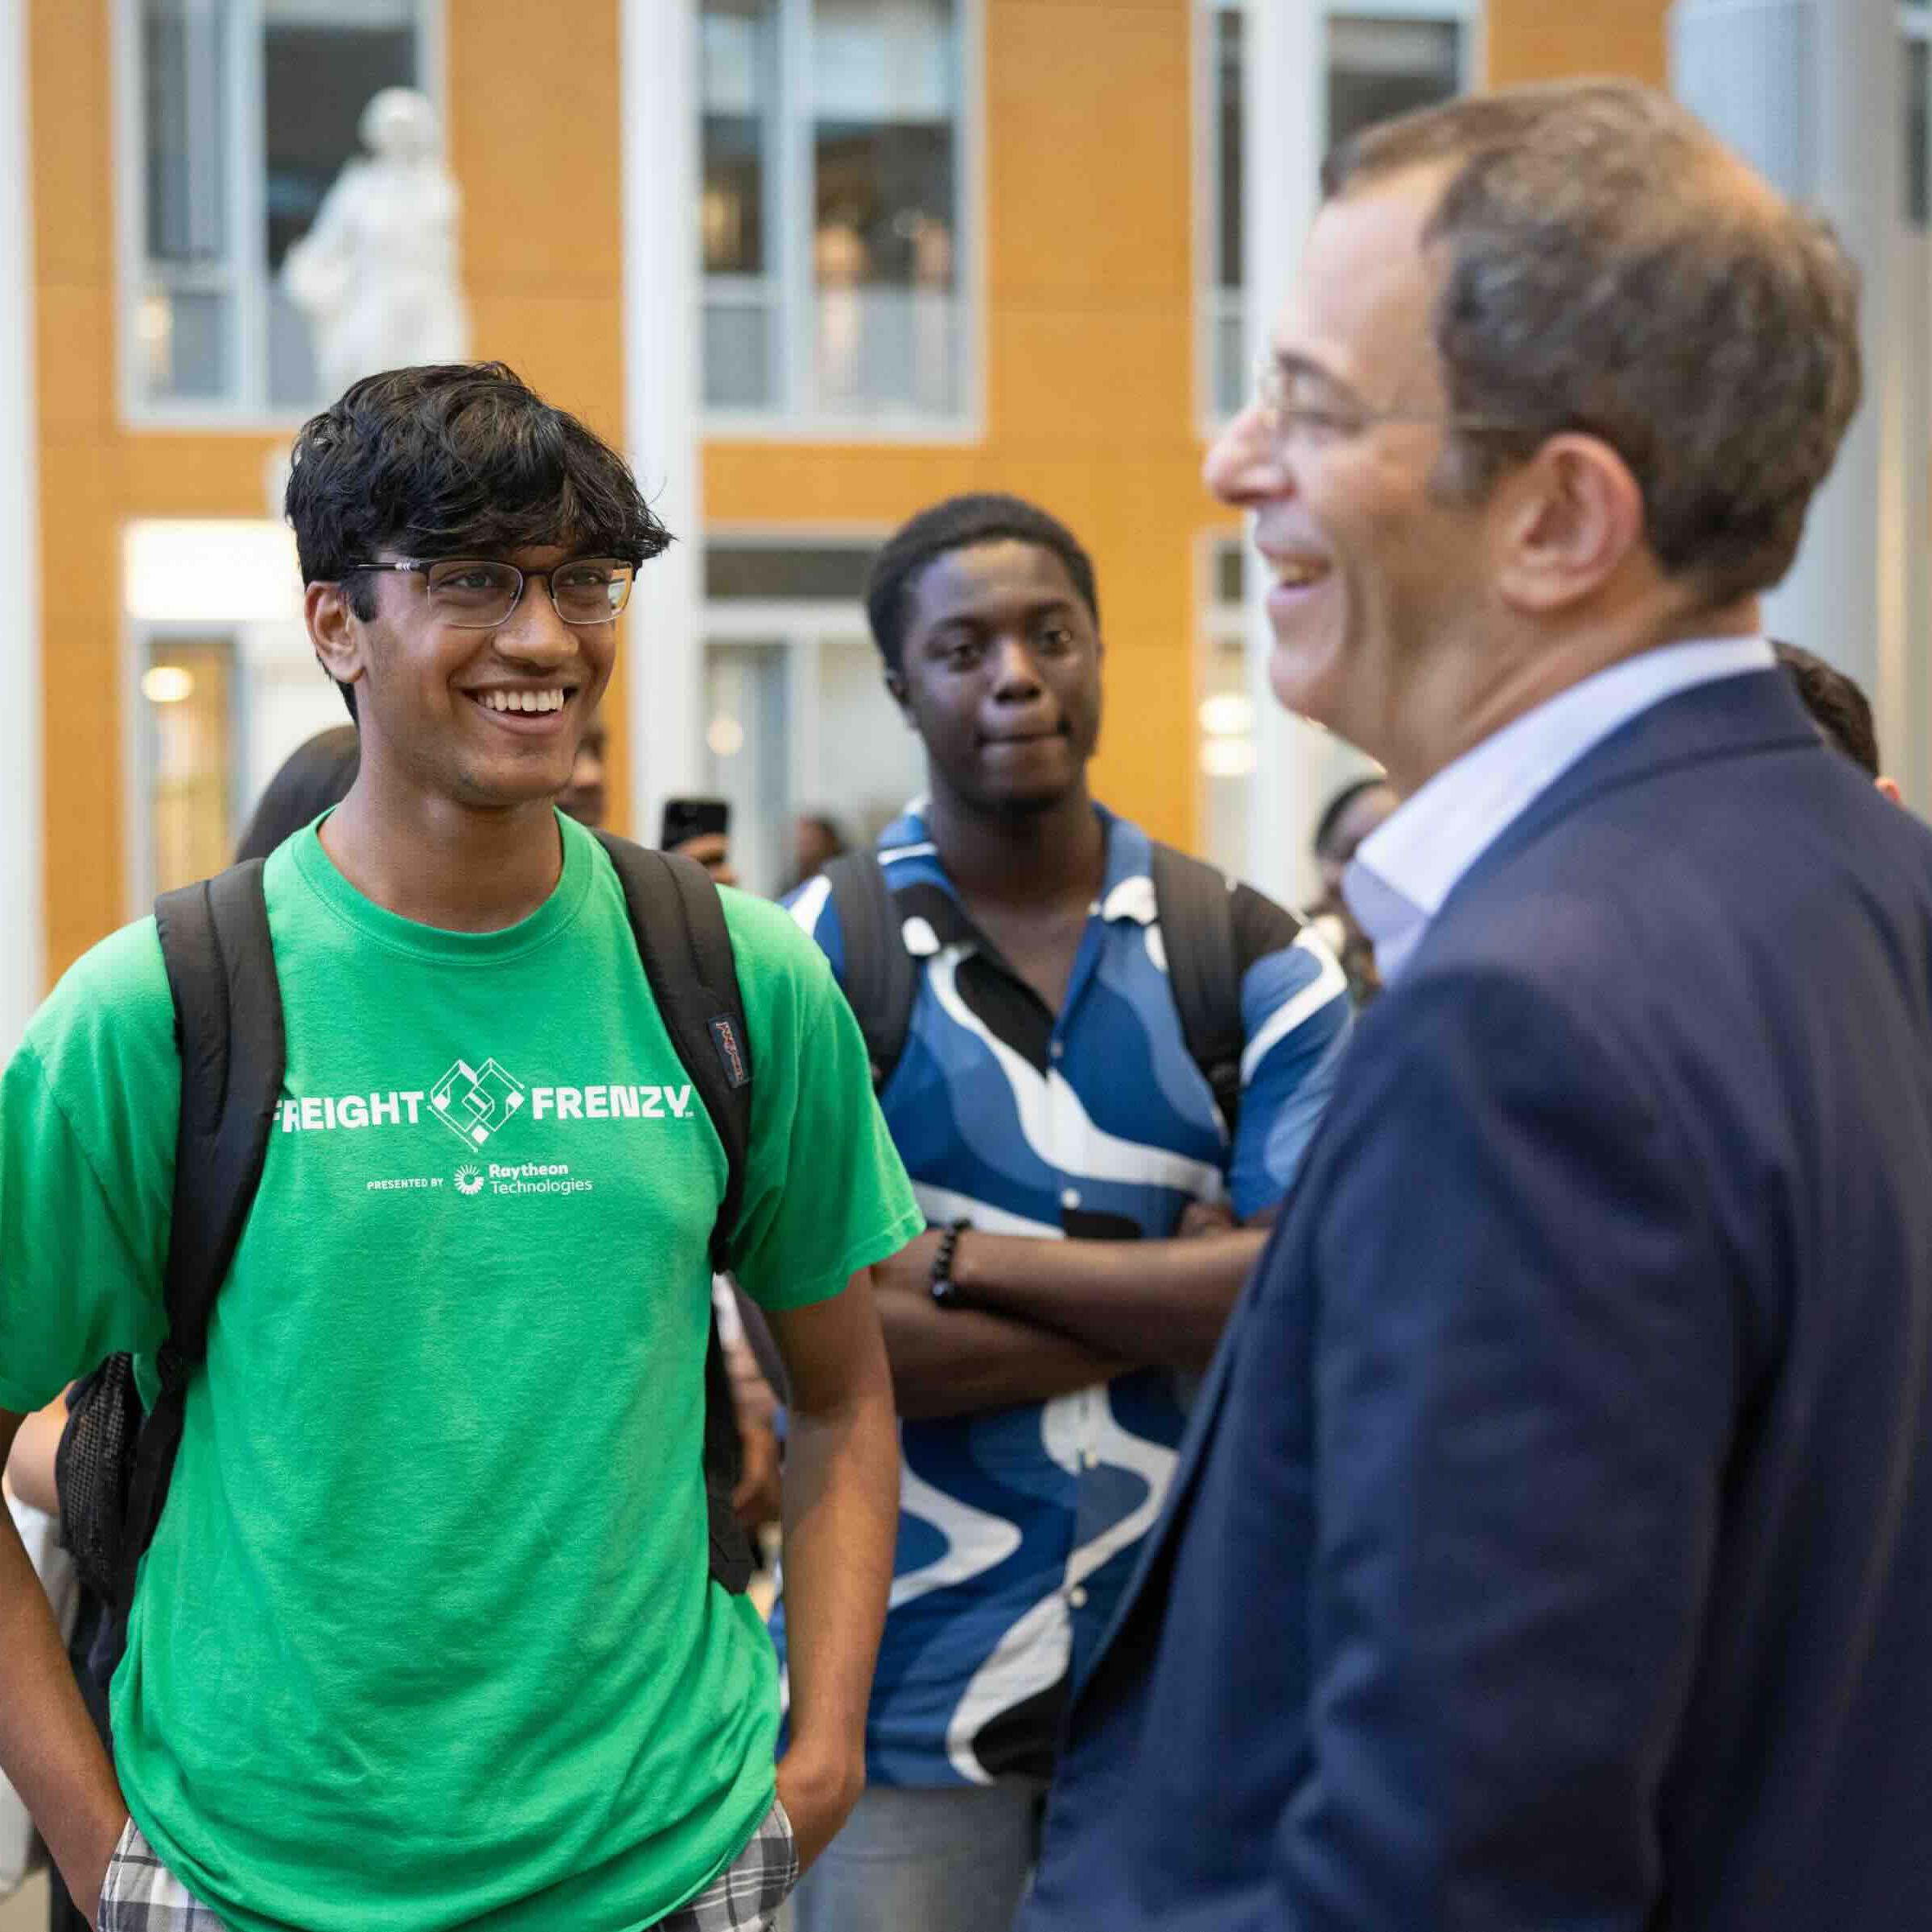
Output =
[
  {"x1": 884, "y1": 665, "x2": 912, "y2": 724},
  {"x1": 307, "y1": 579, "x2": 368, "y2": 696},
  {"x1": 1490, "y1": 433, "x2": 1645, "y2": 616}
]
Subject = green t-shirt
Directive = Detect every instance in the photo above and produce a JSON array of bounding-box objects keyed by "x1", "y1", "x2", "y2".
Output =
[{"x1": 0, "y1": 814, "x2": 922, "y2": 1931}]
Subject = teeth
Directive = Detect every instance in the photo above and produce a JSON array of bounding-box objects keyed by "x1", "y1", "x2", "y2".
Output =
[
  {"x1": 1273, "y1": 559, "x2": 1328, "y2": 588},
  {"x1": 479, "y1": 689, "x2": 566, "y2": 714}
]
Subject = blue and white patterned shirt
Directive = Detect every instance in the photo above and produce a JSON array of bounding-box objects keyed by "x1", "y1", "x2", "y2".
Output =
[{"x1": 773, "y1": 802, "x2": 1351, "y2": 1787}]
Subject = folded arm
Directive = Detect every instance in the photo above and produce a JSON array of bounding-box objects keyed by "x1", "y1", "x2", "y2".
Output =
[{"x1": 937, "y1": 1224, "x2": 1269, "y2": 1371}]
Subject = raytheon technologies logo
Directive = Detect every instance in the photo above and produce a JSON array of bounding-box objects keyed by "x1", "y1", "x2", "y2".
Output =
[{"x1": 430, "y1": 1058, "x2": 527, "y2": 1148}]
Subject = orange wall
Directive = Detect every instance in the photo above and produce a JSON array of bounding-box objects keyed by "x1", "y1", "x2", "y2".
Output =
[{"x1": 1484, "y1": 0, "x2": 1670, "y2": 89}]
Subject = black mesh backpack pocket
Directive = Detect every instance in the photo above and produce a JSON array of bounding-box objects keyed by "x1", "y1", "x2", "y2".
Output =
[{"x1": 52, "y1": 1354, "x2": 144, "y2": 1602}]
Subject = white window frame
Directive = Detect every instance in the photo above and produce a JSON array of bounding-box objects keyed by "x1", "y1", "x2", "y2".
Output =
[
  {"x1": 122, "y1": 616, "x2": 248, "y2": 913},
  {"x1": 1193, "y1": 0, "x2": 1481, "y2": 439},
  {"x1": 700, "y1": 0, "x2": 986, "y2": 443},
  {"x1": 113, "y1": 0, "x2": 447, "y2": 430}
]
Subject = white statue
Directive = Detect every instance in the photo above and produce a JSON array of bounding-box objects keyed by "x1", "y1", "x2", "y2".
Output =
[{"x1": 282, "y1": 88, "x2": 468, "y2": 400}]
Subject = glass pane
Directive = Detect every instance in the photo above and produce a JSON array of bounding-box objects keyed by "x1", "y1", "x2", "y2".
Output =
[
  {"x1": 703, "y1": 297, "x2": 776, "y2": 409},
  {"x1": 812, "y1": 633, "x2": 925, "y2": 848},
  {"x1": 1908, "y1": 35, "x2": 1929, "y2": 228},
  {"x1": 1214, "y1": 540, "x2": 1245, "y2": 608},
  {"x1": 1198, "y1": 631, "x2": 1253, "y2": 879},
  {"x1": 704, "y1": 641, "x2": 791, "y2": 897},
  {"x1": 702, "y1": 0, "x2": 776, "y2": 275},
  {"x1": 1216, "y1": 6, "x2": 1243, "y2": 292},
  {"x1": 1327, "y1": 16, "x2": 1462, "y2": 151},
  {"x1": 262, "y1": 0, "x2": 418, "y2": 408},
  {"x1": 144, "y1": 0, "x2": 231, "y2": 265},
  {"x1": 1213, "y1": 299, "x2": 1245, "y2": 419},
  {"x1": 141, "y1": 284, "x2": 232, "y2": 398},
  {"x1": 146, "y1": 637, "x2": 236, "y2": 892},
  {"x1": 812, "y1": 0, "x2": 961, "y2": 414},
  {"x1": 706, "y1": 544, "x2": 874, "y2": 600}
]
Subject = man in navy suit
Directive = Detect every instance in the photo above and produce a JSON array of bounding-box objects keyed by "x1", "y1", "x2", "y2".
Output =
[{"x1": 1021, "y1": 79, "x2": 1932, "y2": 1932}]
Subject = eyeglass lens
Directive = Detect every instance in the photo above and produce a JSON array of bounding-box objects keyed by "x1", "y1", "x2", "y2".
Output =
[{"x1": 423, "y1": 558, "x2": 634, "y2": 627}]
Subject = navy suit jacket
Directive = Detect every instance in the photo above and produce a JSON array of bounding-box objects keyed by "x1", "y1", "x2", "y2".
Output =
[{"x1": 1022, "y1": 671, "x2": 1932, "y2": 1932}]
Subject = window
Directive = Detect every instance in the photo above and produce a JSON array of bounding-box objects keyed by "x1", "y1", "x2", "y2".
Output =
[
  {"x1": 703, "y1": 539, "x2": 924, "y2": 893},
  {"x1": 701, "y1": 0, "x2": 974, "y2": 426},
  {"x1": 125, "y1": 520, "x2": 347, "y2": 909},
  {"x1": 142, "y1": 636, "x2": 239, "y2": 893},
  {"x1": 127, "y1": 0, "x2": 430, "y2": 417},
  {"x1": 1201, "y1": 2, "x2": 1473, "y2": 425},
  {"x1": 1198, "y1": 538, "x2": 1254, "y2": 877}
]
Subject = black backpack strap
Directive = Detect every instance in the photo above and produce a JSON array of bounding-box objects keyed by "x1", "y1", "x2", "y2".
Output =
[
  {"x1": 594, "y1": 833, "x2": 756, "y2": 1594},
  {"x1": 113, "y1": 861, "x2": 286, "y2": 1627},
  {"x1": 1148, "y1": 842, "x2": 1245, "y2": 1142},
  {"x1": 595, "y1": 835, "x2": 752, "y2": 1268},
  {"x1": 822, "y1": 851, "x2": 918, "y2": 1093}
]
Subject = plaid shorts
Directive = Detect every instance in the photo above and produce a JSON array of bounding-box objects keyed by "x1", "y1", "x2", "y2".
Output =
[
  {"x1": 95, "y1": 1798, "x2": 797, "y2": 1932},
  {"x1": 97, "y1": 1816, "x2": 225, "y2": 1931},
  {"x1": 655, "y1": 1798, "x2": 798, "y2": 1931}
]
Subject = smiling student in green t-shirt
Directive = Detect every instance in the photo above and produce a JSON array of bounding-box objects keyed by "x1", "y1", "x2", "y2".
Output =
[{"x1": 0, "y1": 364, "x2": 918, "y2": 1932}]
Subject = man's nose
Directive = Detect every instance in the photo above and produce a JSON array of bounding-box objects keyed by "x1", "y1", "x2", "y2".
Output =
[
  {"x1": 492, "y1": 579, "x2": 579, "y2": 663},
  {"x1": 1203, "y1": 398, "x2": 1292, "y2": 509},
  {"x1": 988, "y1": 635, "x2": 1045, "y2": 698}
]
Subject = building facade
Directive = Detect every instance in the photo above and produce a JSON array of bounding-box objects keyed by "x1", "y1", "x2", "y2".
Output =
[{"x1": 7, "y1": 0, "x2": 1733, "y2": 1011}]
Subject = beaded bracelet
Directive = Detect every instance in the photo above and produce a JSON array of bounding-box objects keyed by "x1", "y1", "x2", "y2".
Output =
[{"x1": 929, "y1": 1217, "x2": 971, "y2": 1307}]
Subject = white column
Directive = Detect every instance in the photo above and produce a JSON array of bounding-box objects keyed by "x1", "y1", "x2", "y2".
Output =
[
  {"x1": 0, "y1": 1, "x2": 42, "y2": 1053},
  {"x1": 1242, "y1": 0, "x2": 1364, "y2": 909},
  {"x1": 1673, "y1": 1, "x2": 1913, "y2": 792},
  {"x1": 622, "y1": 0, "x2": 706, "y2": 846}
]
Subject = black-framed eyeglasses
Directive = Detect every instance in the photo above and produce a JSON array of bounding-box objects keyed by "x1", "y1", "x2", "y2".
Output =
[
  {"x1": 1253, "y1": 356, "x2": 1534, "y2": 450},
  {"x1": 340, "y1": 556, "x2": 636, "y2": 628}
]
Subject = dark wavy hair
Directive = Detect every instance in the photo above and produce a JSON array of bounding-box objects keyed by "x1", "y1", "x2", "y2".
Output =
[
  {"x1": 284, "y1": 362, "x2": 670, "y2": 715},
  {"x1": 233, "y1": 726, "x2": 361, "y2": 862},
  {"x1": 1774, "y1": 641, "x2": 1881, "y2": 777},
  {"x1": 864, "y1": 492, "x2": 1099, "y2": 674}
]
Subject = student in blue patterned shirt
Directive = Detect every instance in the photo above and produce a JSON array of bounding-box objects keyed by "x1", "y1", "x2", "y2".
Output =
[{"x1": 775, "y1": 493, "x2": 1353, "y2": 1932}]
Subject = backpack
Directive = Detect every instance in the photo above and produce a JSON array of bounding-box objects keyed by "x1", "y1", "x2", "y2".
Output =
[
  {"x1": 822, "y1": 841, "x2": 1250, "y2": 1136},
  {"x1": 55, "y1": 834, "x2": 760, "y2": 1692}
]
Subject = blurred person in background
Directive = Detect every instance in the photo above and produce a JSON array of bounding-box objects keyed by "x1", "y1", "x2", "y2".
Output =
[
  {"x1": 660, "y1": 798, "x2": 740, "y2": 888},
  {"x1": 555, "y1": 711, "x2": 608, "y2": 829},
  {"x1": 783, "y1": 814, "x2": 850, "y2": 896},
  {"x1": 233, "y1": 726, "x2": 363, "y2": 863},
  {"x1": 1773, "y1": 641, "x2": 1904, "y2": 801},
  {"x1": 1305, "y1": 775, "x2": 1399, "y2": 1003}
]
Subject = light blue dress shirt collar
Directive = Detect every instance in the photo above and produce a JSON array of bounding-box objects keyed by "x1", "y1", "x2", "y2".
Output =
[{"x1": 1344, "y1": 635, "x2": 1775, "y2": 987}]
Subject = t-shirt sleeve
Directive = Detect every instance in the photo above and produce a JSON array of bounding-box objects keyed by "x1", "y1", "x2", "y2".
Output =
[
  {"x1": 721, "y1": 892, "x2": 922, "y2": 1312},
  {"x1": 0, "y1": 921, "x2": 179, "y2": 1415},
  {"x1": 1226, "y1": 884, "x2": 1353, "y2": 1221}
]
